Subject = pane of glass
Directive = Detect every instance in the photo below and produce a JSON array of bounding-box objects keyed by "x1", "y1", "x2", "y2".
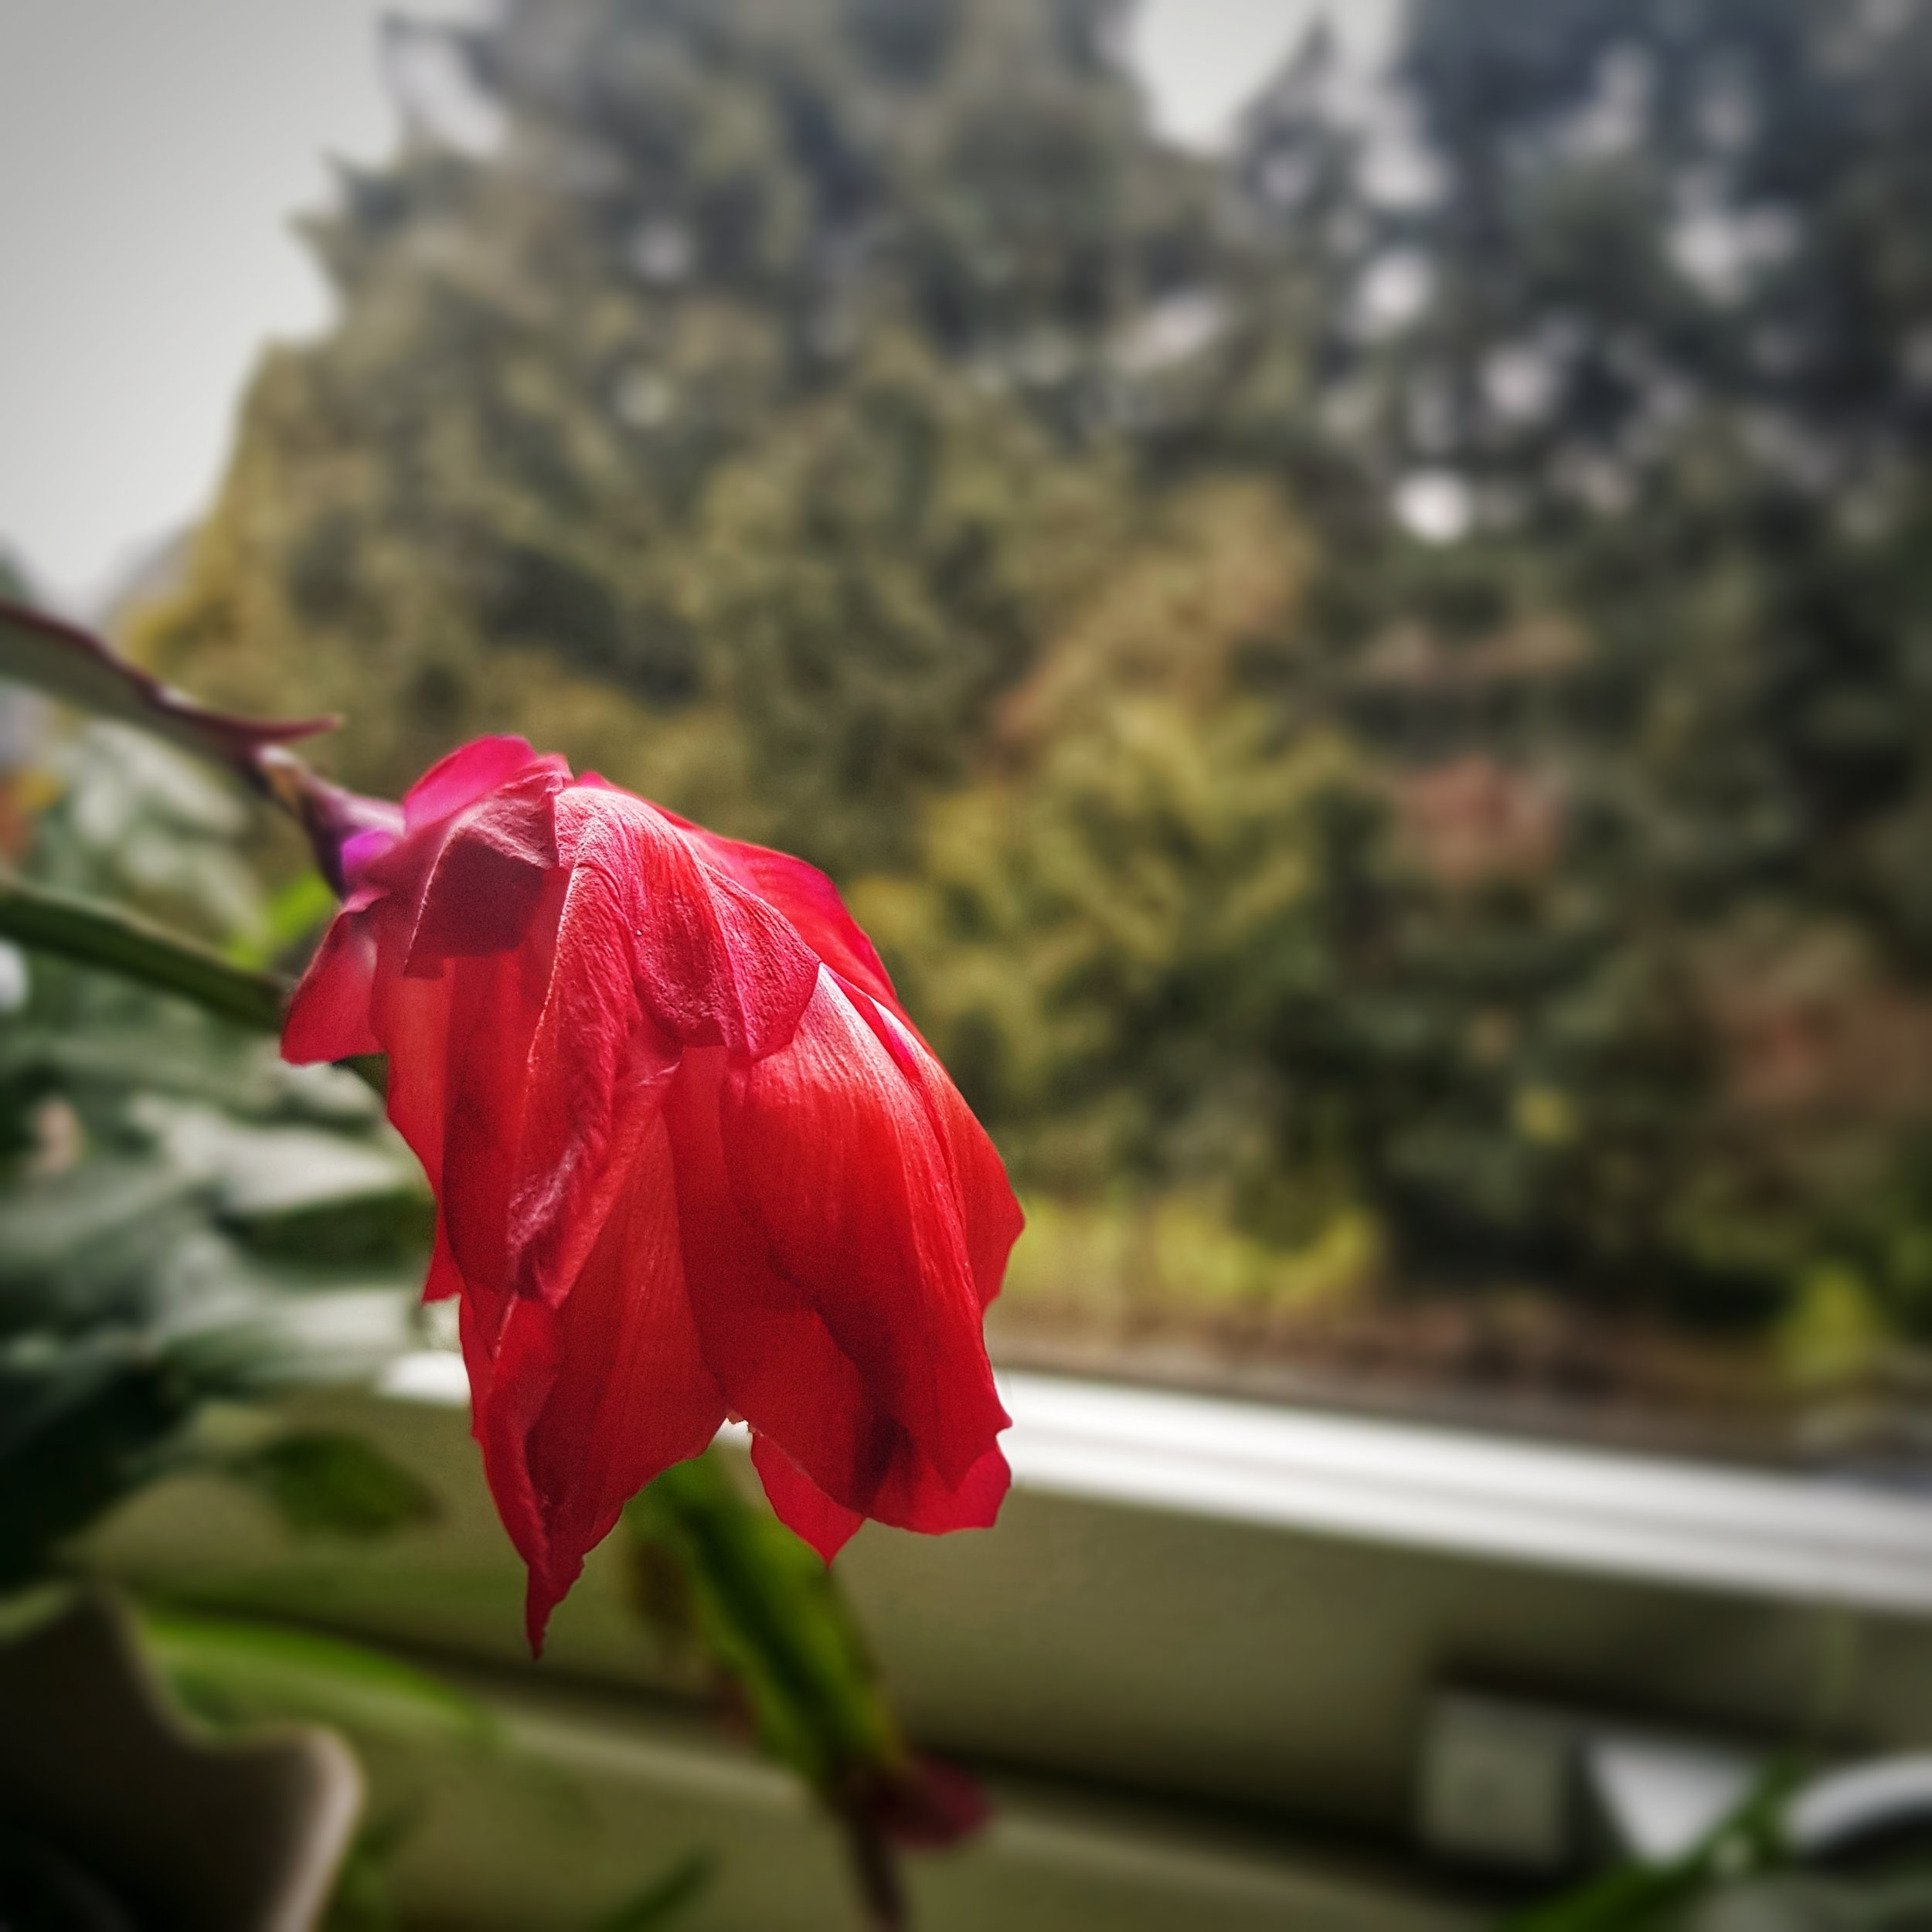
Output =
[{"x1": 6, "y1": 0, "x2": 1932, "y2": 1479}]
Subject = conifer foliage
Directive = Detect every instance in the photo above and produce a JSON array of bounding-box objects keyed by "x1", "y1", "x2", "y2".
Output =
[{"x1": 138, "y1": 0, "x2": 1932, "y2": 1386}]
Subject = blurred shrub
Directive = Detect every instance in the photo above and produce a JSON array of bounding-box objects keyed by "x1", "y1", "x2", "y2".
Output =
[{"x1": 0, "y1": 726, "x2": 432, "y2": 1585}]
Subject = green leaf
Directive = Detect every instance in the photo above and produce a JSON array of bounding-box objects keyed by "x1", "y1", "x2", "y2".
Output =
[
  {"x1": 587, "y1": 1852, "x2": 716, "y2": 1931},
  {"x1": 338, "y1": 1054, "x2": 389, "y2": 1100},
  {"x1": 228, "y1": 1187, "x2": 432, "y2": 1267},
  {"x1": 1505, "y1": 1861, "x2": 1706, "y2": 1932},
  {"x1": 0, "y1": 871, "x2": 286, "y2": 1032},
  {"x1": 137, "y1": 1607, "x2": 503, "y2": 1750},
  {"x1": 0, "y1": 1158, "x2": 207, "y2": 1324},
  {"x1": 160, "y1": 1280, "x2": 420, "y2": 1394},
  {"x1": 223, "y1": 1430, "x2": 440, "y2": 1539},
  {"x1": 235, "y1": 869, "x2": 339, "y2": 971},
  {"x1": 321, "y1": 1808, "x2": 420, "y2": 1932},
  {"x1": 0, "y1": 597, "x2": 333, "y2": 781},
  {"x1": 131, "y1": 1098, "x2": 417, "y2": 1206},
  {"x1": 0, "y1": 1342, "x2": 189, "y2": 1590},
  {"x1": 1506, "y1": 1765, "x2": 1802, "y2": 1931},
  {"x1": 627, "y1": 1452, "x2": 903, "y2": 1794}
]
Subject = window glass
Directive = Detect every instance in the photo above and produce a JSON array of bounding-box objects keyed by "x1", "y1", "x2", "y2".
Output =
[{"x1": 9, "y1": 0, "x2": 1932, "y2": 1471}]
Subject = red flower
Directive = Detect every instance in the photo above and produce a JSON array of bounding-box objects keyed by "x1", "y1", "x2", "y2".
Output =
[{"x1": 283, "y1": 739, "x2": 1021, "y2": 1649}]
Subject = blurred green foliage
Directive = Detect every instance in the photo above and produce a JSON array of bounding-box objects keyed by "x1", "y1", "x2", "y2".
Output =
[
  {"x1": 584, "y1": 1854, "x2": 717, "y2": 1932},
  {"x1": 142, "y1": 1604, "x2": 502, "y2": 1751},
  {"x1": 134, "y1": 0, "x2": 1175, "y2": 869},
  {"x1": 1512, "y1": 1763, "x2": 1932, "y2": 1932},
  {"x1": 630, "y1": 1453, "x2": 902, "y2": 1798},
  {"x1": 628, "y1": 1451, "x2": 978, "y2": 1928},
  {"x1": 134, "y1": 1608, "x2": 716, "y2": 1932},
  {"x1": 1509, "y1": 1769, "x2": 1797, "y2": 1932},
  {"x1": 0, "y1": 624, "x2": 972, "y2": 1930},
  {"x1": 130, "y1": 0, "x2": 1932, "y2": 1394},
  {"x1": 0, "y1": 721, "x2": 434, "y2": 1586},
  {"x1": 222, "y1": 1430, "x2": 440, "y2": 1539}
]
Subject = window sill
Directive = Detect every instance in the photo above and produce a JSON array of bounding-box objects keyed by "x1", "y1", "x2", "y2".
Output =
[
  {"x1": 92, "y1": 1355, "x2": 1932, "y2": 1855},
  {"x1": 381, "y1": 1351, "x2": 1932, "y2": 1614}
]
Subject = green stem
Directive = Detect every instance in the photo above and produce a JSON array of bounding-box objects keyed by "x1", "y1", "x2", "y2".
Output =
[
  {"x1": 0, "y1": 872, "x2": 287, "y2": 1033},
  {"x1": 0, "y1": 597, "x2": 333, "y2": 785},
  {"x1": 631, "y1": 1454, "x2": 913, "y2": 1932}
]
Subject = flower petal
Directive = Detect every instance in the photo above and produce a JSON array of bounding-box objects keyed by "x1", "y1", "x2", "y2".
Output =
[
  {"x1": 718, "y1": 970, "x2": 1008, "y2": 1491},
  {"x1": 749, "y1": 1431, "x2": 864, "y2": 1563},
  {"x1": 404, "y1": 774, "x2": 564, "y2": 970},
  {"x1": 362, "y1": 903, "x2": 455, "y2": 1189},
  {"x1": 434, "y1": 938, "x2": 560, "y2": 1328},
  {"x1": 554, "y1": 789, "x2": 819, "y2": 1060},
  {"x1": 467, "y1": 1111, "x2": 727, "y2": 1651},
  {"x1": 838, "y1": 983, "x2": 1024, "y2": 1310},
  {"x1": 423, "y1": 1218, "x2": 462, "y2": 1303},
  {"x1": 403, "y1": 735, "x2": 566, "y2": 833},
  {"x1": 675, "y1": 819, "x2": 901, "y2": 1011},
  {"x1": 668, "y1": 1046, "x2": 924, "y2": 1511},
  {"x1": 876, "y1": 1440, "x2": 1009, "y2": 1535},
  {"x1": 750, "y1": 1428, "x2": 1005, "y2": 1560},
  {"x1": 668, "y1": 1017, "x2": 1009, "y2": 1525},
  {"x1": 283, "y1": 735, "x2": 1020, "y2": 1649},
  {"x1": 507, "y1": 850, "x2": 685, "y2": 1307},
  {"x1": 282, "y1": 903, "x2": 380, "y2": 1063}
]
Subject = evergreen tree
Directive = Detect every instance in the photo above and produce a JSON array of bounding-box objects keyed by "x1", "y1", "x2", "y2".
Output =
[
  {"x1": 117, "y1": 0, "x2": 1932, "y2": 1373},
  {"x1": 135, "y1": 0, "x2": 1209, "y2": 873},
  {"x1": 1209, "y1": 0, "x2": 1932, "y2": 1334}
]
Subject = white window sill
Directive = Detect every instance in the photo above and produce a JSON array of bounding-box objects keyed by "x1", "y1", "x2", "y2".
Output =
[{"x1": 377, "y1": 1351, "x2": 1932, "y2": 1615}]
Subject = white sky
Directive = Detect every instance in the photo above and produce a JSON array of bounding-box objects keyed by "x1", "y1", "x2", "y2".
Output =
[{"x1": 0, "y1": 0, "x2": 1394, "y2": 611}]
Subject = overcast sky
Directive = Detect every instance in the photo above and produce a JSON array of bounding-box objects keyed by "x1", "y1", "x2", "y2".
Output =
[{"x1": 0, "y1": 0, "x2": 1394, "y2": 611}]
